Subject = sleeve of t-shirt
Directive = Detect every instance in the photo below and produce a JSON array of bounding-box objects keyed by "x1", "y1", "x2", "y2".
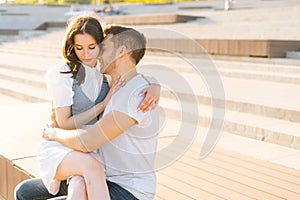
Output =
[
  {"x1": 44, "y1": 65, "x2": 74, "y2": 108},
  {"x1": 111, "y1": 85, "x2": 149, "y2": 126}
]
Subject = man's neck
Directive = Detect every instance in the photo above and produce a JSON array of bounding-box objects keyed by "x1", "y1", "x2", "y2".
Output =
[
  {"x1": 121, "y1": 68, "x2": 138, "y2": 83},
  {"x1": 111, "y1": 60, "x2": 137, "y2": 83}
]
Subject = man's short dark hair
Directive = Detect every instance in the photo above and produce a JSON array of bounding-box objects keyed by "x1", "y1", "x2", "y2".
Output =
[{"x1": 104, "y1": 25, "x2": 146, "y2": 64}]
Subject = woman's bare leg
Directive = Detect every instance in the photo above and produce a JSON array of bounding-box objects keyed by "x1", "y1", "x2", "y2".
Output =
[
  {"x1": 55, "y1": 151, "x2": 110, "y2": 200},
  {"x1": 67, "y1": 176, "x2": 87, "y2": 200}
]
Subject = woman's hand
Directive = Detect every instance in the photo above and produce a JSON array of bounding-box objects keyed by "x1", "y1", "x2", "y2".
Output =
[
  {"x1": 138, "y1": 83, "x2": 161, "y2": 112},
  {"x1": 96, "y1": 76, "x2": 125, "y2": 113},
  {"x1": 42, "y1": 126, "x2": 57, "y2": 141},
  {"x1": 110, "y1": 75, "x2": 126, "y2": 95},
  {"x1": 104, "y1": 76, "x2": 125, "y2": 102}
]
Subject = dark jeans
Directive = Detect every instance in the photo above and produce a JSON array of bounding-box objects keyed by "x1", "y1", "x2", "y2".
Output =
[{"x1": 14, "y1": 178, "x2": 138, "y2": 200}]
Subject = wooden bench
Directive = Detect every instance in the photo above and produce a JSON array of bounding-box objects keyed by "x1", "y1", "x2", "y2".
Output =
[
  {"x1": 147, "y1": 38, "x2": 300, "y2": 58},
  {"x1": 2, "y1": 138, "x2": 300, "y2": 200},
  {"x1": 105, "y1": 13, "x2": 199, "y2": 25}
]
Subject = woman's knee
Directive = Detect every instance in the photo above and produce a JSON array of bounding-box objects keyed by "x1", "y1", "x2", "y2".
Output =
[{"x1": 84, "y1": 153, "x2": 105, "y2": 172}]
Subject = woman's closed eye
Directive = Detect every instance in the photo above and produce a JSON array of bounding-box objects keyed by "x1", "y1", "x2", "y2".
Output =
[
  {"x1": 88, "y1": 44, "x2": 97, "y2": 50},
  {"x1": 74, "y1": 44, "x2": 97, "y2": 51}
]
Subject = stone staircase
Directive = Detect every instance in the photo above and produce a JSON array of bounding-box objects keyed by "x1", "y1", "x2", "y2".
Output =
[
  {"x1": 139, "y1": 53, "x2": 300, "y2": 150},
  {"x1": 0, "y1": 28, "x2": 64, "y2": 102},
  {"x1": 0, "y1": 28, "x2": 300, "y2": 151}
]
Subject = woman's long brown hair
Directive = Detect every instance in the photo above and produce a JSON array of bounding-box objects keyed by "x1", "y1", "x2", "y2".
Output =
[{"x1": 61, "y1": 15, "x2": 104, "y2": 85}]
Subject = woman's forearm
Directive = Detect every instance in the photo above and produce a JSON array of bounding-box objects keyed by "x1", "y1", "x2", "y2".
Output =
[
  {"x1": 56, "y1": 100, "x2": 107, "y2": 130},
  {"x1": 52, "y1": 128, "x2": 89, "y2": 152},
  {"x1": 68, "y1": 101, "x2": 106, "y2": 128}
]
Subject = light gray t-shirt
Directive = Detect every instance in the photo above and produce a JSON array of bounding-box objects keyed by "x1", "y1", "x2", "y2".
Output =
[{"x1": 100, "y1": 74, "x2": 159, "y2": 200}]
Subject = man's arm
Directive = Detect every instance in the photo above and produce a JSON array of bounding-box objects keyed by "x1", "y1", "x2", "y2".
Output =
[{"x1": 44, "y1": 111, "x2": 137, "y2": 152}]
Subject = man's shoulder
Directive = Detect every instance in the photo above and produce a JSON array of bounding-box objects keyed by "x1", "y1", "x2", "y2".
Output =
[{"x1": 124, "y1": 74, "x2": 149, "y2": 93}]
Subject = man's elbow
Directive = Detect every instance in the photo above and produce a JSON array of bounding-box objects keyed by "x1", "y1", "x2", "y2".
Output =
[
  {"x1": 78, "y1": 143, "x2": 100, "y2": 153},
  {"x1": 74, "y1": 144, "x2": 92, "y2": 153}
]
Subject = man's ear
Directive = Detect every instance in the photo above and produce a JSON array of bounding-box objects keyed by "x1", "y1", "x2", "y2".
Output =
[{"x1": 119, "y1": 45, "x2": 128, "y2": 55}]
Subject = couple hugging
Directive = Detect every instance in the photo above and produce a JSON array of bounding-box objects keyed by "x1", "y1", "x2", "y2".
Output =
[{"x1": 15, "y1": 14, "x2": 160, "y2": 200}]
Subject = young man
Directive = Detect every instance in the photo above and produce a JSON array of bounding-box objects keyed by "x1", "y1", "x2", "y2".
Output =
[{"x1": 42, "y1": 25, "x2": 159, "y2": 200}]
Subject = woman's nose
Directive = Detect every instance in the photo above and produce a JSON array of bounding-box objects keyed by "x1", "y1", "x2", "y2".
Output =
[{"x1": 84, "y1": 49, "x2": 89, "y2": 57}]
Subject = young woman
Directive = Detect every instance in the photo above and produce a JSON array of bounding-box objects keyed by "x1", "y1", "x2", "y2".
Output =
[{"x1": 36, "y1": 15, "x2": 160, "y2": 200}]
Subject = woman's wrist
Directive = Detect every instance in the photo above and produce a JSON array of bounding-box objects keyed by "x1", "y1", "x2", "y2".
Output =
[{"x1": 95, "y1": 102, "x2": 105, "y2": 115}]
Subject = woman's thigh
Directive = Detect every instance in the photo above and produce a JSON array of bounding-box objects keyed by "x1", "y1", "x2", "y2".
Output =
[{"x1": 55, "y1": 151, "x2": 103, "y2": 180}]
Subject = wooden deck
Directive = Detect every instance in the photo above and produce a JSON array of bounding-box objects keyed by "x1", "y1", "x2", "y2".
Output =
[
  {"x1": 0, "y1": 102, "x2": 300, "y2": 200},
  {"x1": 154, "y1": 138, "x2": 300, "y2": 200},
  {"x1": 2, "y1": 135, "x2": 300, "y2": 200}
]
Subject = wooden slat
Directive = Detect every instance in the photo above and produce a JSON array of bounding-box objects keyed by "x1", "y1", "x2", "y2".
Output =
[
  {"x1": 159, "y1": 167, "x2": 253, "y2": 200},
  {"x1": 202, "y1": 151, "x2": 300, "y2": 189},
  {"x1": 200, "y1": 157, "x2": 300, "y2": 199},
  {"x1": 157, "y1": 173, "x2": 223, "y2": 200},
  {"x1": 190, "y1": 141, "x2": 300, "y2": 178},
  {"x1": 170, "y1": 161, "x2": 269, "y2": 200},
  {"x1": 159, "y1": 154, "x2": 284, "y2": 200},
  {"x1": 182, "y1": 144, "x2": 300, "y2": 190},
  {"x1": 155, "y1": 183, "x2": 191, "y2": 200},
  {"x1": 157, "y1": 138, "x2": 300, "y2": 199}
]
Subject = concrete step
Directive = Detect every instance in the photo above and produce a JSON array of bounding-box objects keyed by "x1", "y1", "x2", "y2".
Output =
[
  {"x1": 4, "y1": 45, "x2": 288, "y2": 87},
  {"x1": 0, "y1": 42, "x2": 60, "y2": 53},
  {"x1": 0, "y1": 93, "x2": 24, "y2": 105},
  {"x1": 144, "y1": 53, "x2": 300, "y2": 73},
  {"x1": 1, "y1": 29, "x2": 299, "y2": 83},
  {"x1": 0, "y1": 64, "x2": 46, "y2": 76},
  {"x1": 142, "y1": 54, "x2": 300, "y2": 84},
  {"x1": 0, "y1": 65, "x2": 45, "y2": 89},
  {"x1": 0, "y1": 78, "x2": 48, "y2": 103},
  {"x1": 0, "y1": 50, "x2": 299, "y2": 123},
  {"x1": 0, "y1": 51, "x2": 62, "y2": 70},
  {"x1": 160, "y1": 97, "x2": 300, "y2": 150},
  {"x1": 0, "y1": 29, "x2": 299, "y2": 151},
  {"x1": 213, "y1": 59, "x2": 300, "y2": 74},
  {"x1": 0, "y1": 32, "x2": 63, "y2": 49},
  {"x1": 1, "y1": 61, "x2": 299, "y2": 124},
  {"x1": 0, "y1": 46, "x2": 60, "y2": 58},
  {"x1": 0, "y1": 30, "x2": 46, "y2": 43},
  {"x1": 1, "y1": 62, "x2": 299, "y2": 150},
  {"x1": 139, "y1": 65, "x2": 300, "y2": 123},
  {"x1": 9, "y1": 45, "x2": 300, "y2": 84}
]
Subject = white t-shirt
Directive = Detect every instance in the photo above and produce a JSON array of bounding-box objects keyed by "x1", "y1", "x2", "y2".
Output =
[
  {"x1": 44, "y1": 62, "x2": 103, "y2": 108},
  {"x1": 100, "y1": 74, "x2": 159, "y2": 200}
]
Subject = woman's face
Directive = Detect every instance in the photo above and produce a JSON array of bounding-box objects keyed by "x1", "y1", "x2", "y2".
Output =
[{"x1": 74, "y1": 33, "x2": 100, "y2": 67}]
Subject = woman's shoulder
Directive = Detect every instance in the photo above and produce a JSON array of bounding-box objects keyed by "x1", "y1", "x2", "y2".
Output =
[
  {"x1": 45, "y1": 64, "x2": 73, "y2": 85},
  {"x1": 45, "y1": 64, "x2": 70, "y2": 75}
]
